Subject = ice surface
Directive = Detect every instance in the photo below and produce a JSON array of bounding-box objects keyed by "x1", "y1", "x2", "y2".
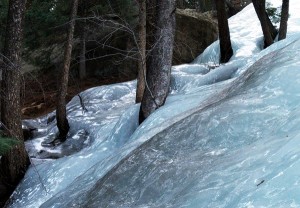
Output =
[
  {"x1": 39, "y1": 40, "x2": 300, "y2": 208},
  {"x1": 10, "y1": 81, "x2": 139, "y2": 207},
  {"x1": 8, "y1": 1, "x2": 300, "y2": 207}
]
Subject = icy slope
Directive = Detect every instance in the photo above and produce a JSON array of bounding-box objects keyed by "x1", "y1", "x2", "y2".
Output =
[
  {"x1": 8, "y1": 1, "x2": 300, "y2": 207},
  {"x1": 40, "y1": 40, "x2": 300, "y2": 208}
]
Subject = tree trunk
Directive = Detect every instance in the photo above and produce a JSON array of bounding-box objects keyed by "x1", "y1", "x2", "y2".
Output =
[
  {"x1": 265, "y1": 11, "x2": 278, "y2": 40},
  {"x1": 139, "y1": 0, "x2": 176, "y2": 123},
  {"x1": 56, "y1": 0, "x2": 79, "y2": 141},
  {"x1": 136, "y1": 0, "x2": 147, "y2": 103},
  {"x1": 0, "y1": 0, "x2": 29, "y2": 206},
  {"x1": 215, "y1": 0, "x2": 233, "y2": 63},
  {"x1": 79, "y1": 0, "x2": 87, "y2": 80},
  {"x1": 278, "y1": 0, "x2": 289, "y2": 40},
  {"x1": 252, "y1": 0, "x2": 275, "y2": 48}
]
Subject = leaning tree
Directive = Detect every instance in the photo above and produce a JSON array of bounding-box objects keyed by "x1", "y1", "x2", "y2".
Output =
[
  {"x1": 252, "y1": 0, "x2": 278, "y2": 48},
  {"x1": 56, "y1": 0, "x2": 79, "y2": 141}
]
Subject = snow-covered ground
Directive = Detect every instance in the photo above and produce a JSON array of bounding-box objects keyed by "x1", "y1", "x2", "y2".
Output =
[{"x1": 8, "y1": 1, "x2": 300, "y2": 207}]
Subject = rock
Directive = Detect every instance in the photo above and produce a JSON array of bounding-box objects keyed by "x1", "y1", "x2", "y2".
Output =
[
  {"x1": 21, "y1": 59, "x2": 39, "y2": 74},
  {"x1": 23, "y1": 128, "x2": 37, "y2": 141},
  {"x1": 173, "y1": 9, "x2": 218, "y2": 65},
  {"x1": 22, "y1": 103, "x2": 46, "y2": 117},
  {"x1": 22, "y1": 120, "x2": 39, "y2": 141}
]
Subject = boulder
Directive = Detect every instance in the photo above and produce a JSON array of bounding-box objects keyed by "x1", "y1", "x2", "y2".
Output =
[{"x1": 173, "y1": 9, "x2": 218, "y2": 65}]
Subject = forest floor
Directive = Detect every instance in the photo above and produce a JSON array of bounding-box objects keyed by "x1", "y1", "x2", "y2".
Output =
[{"x1": 22, "y1": 70, "x2": 134, "y2": 119}]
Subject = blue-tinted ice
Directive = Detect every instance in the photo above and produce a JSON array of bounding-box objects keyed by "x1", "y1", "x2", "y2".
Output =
[{"x1": 7, "y1": 1, "x2": 300, "y2": 207}]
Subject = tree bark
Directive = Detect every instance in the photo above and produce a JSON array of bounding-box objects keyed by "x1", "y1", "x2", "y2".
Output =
[
  {"x1": 56, "y1": 0, "x2": 79, "y2": 140},
  {"x1": 252, "y1": 0, "x2": 275, "y2": 48},
  {"x1": 136, "y1": 0, "x2": 147, "y2": 103},
  {"x1": 139, "y1": 0, "x2": 176, "y2": 123},
  {"x1": 278, "y1": 0, "x2": 289, "y2": 40},
  {"x1": 0, "y1": 0, "x2": 29, "y2": 206},
  {"x1": 215, "y1": 0, "x2": 233, "y2": 63},
  {"x1": 265, "y1": 11, "x2": 278, "y2": 40}
]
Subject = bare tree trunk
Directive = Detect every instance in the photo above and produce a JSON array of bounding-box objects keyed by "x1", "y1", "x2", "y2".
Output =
[
  {"x1": 266, "y1": 11, "x2": 278, "y2": 40},
  {"x1": 278, "y1": 0, "x2": 289, "y2": 40},
  {"x1": 56, "y1": 0, "x2": 79, "y2": 141},
  {"x1": 136, "y1": 0, "x2": 147, "y2": 103},
  {"x1": 139, "y1": 0, "x2": 176, "y2": 123},
  {"x1": 79, "y1": 1, "x2": 87, "y2": 80},
  {"x1": 252, "y1": 0, "x2": 275, "y2": 48},
  {"x1": 0, "y1": 0, "x2": 29, "y2": 206},
  {"x1": 215, "y1": 0, "x2": 233, "y2": 63}
]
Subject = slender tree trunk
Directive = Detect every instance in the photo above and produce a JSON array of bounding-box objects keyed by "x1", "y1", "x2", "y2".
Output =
[
  {"x1": 215, "y1": 0, "x2": 233, "y2": 63},
  {"x1": 265, "y1": 11, "x2": 278, "y2": 40},
  {"x1": 79, "y1": 1, "x2": 87, "y2": 80},
  {"x1": 0, "y1": 0, "x2": 29, "y2": 206},
  {"x1": 252, "y1": 0, "x2": 275, "y2": 48},
  {"x1": 278, "y1": 0, "x2": 289, "y2": 40},
  {"x1": 56, "y1": 0, "x2": 79, "y2": 141},
  {"x1": 139, "y1": 0, "x2": 176, "y2": 123},
  {"x1": 136, "y1": 0, "x2": 147, "y2": 103}
]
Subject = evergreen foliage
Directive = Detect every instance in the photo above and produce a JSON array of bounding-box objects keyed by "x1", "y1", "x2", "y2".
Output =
[
  {"x1": 266, "y1": 2, "x2": 281, "y2": 25},
  {"x1": 25, "y1": 0, "x2": 69, "y2": 49},
  {"x1": 0, "y1": 0, "x2": 138, "y2": 51},
  {"x1": 0, "y1": 0, "x2": 8, "y2": 49},
  {"x1": 0, "y1": 137, "x2": 19, "y2": 156}
]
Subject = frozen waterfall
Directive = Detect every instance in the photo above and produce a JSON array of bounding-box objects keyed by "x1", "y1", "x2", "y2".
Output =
[{"x1": 7, "y1": 0, "x2": 300, "y2": 207}]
